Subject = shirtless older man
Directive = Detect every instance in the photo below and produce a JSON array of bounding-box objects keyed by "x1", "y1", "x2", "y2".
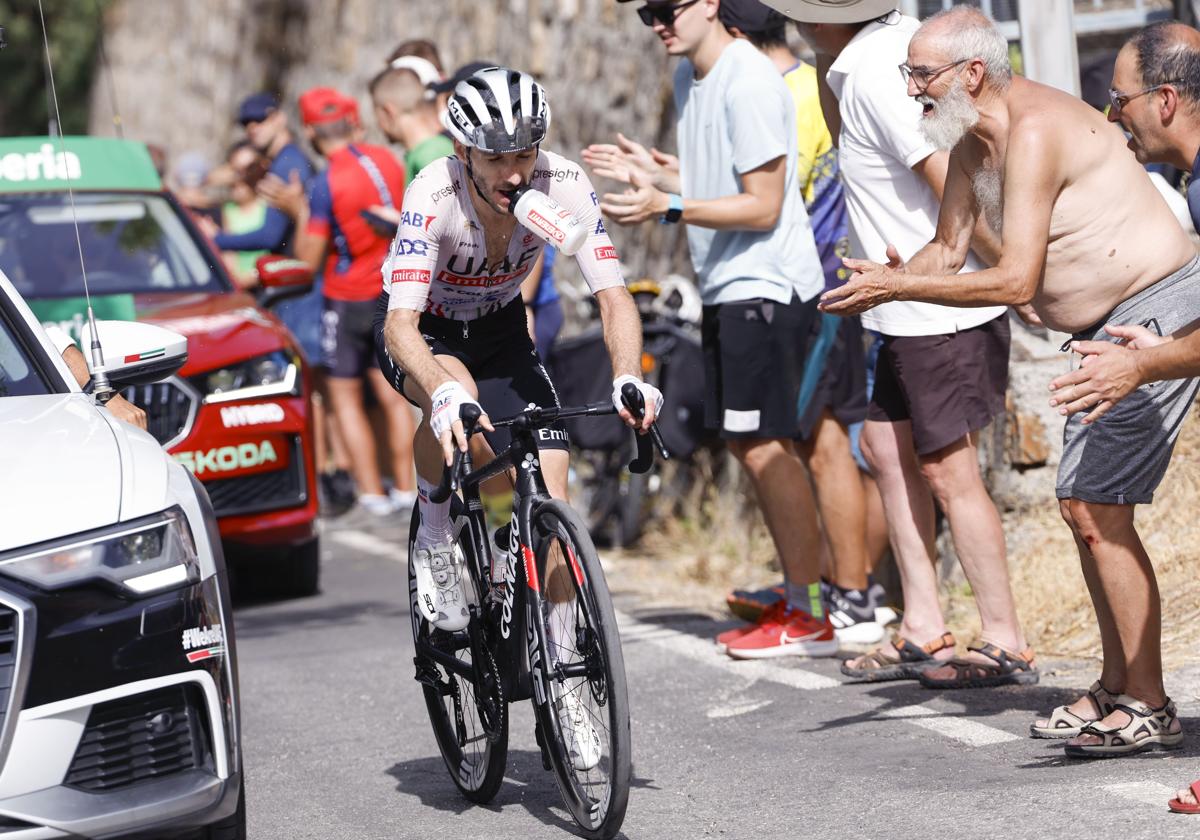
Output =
[{"x1": 821, "y1": 6, "x2": 1200, "y2": 759}]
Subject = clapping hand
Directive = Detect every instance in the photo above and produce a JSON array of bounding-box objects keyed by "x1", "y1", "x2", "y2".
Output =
[
  {"x1": 582, "y1": 132, "x2": 676, "y2": 188},
  {"x1": 820, "y1": 245, "x2": 904, "y2": 316},
  {"x1": 257, "y1": 171, "x2": 307, "y2": 220}
]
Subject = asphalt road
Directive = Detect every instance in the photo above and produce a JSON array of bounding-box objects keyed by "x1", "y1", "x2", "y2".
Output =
[{"x1": 232, "y1": 514, "x2": 1200, "y2": 840}]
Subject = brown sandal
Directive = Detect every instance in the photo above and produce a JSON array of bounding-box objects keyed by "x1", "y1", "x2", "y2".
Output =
[
  {"x1": 918, "y1": 642, "x2": 1038, "y2": 689},
  {"x1": 840, "y1": 632, "x2": 956, "y2": 682}
]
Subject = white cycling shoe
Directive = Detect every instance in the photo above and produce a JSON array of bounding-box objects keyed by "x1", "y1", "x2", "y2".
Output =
[
  {"x1": 413, "y1": 530, "x2": 474, "y2": 632},
  {"x1": 556, "y1": 687, "x2": 602, "y2": 772}
]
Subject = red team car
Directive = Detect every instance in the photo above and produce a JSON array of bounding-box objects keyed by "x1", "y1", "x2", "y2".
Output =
[{"x1": 1, "y1": 137, "x2": 321, "y2": 594}]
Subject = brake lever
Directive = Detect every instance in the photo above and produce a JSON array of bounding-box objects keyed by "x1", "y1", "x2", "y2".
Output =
[
  {"x1": 620, "y1": 381, "x2": 664, "y2": 475},
  {"x1": 429, "y1": 403, "x2": 483, "y2": 503}
]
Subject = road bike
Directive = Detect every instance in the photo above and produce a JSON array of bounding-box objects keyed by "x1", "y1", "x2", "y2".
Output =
[{"x1": 407, "y1": 384, "x2": 667, "y2": 838}]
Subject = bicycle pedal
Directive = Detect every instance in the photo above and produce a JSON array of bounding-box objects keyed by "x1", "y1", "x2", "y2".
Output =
[{"x1": 413, "y1": 658, "x2": 441, "y2": 688}]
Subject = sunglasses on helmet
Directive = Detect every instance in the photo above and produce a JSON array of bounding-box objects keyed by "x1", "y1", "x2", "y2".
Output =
[{"x1": 637, "y1": 0, "x2": 702, "y2": 27}]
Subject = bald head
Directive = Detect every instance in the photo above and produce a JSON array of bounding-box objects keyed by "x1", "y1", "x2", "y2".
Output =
[
  {"x1": 370, "y1": 67, "x2": 432, "y2": 113},
  {"x1": 914, "y1": 6, "x2": 1011, "y2": 90},
  {"x1": 1126, "y1": 21, "x2": 1200, "y2": 111}
]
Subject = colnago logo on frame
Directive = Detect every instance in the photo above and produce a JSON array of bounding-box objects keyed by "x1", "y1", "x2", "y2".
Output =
[{"x1": 0, "y1": 144, "x2": 81, "y2": 182}]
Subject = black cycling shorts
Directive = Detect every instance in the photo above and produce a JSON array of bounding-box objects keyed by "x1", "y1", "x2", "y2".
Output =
[
  {"x1": 321, "y1": 296, "x2": 377, "y2": 378},
  {"x1": 372, "y1": 293, "x2": 569, "y2": 453}
]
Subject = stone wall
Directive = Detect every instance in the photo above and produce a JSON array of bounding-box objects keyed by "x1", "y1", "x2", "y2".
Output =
[{"x1": 89, "y1": 0, "x2": 690, "y2": 287}]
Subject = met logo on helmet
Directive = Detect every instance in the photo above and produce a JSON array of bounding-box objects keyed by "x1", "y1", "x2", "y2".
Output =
[{"x1": 0, "y1": 144, "x2": 81, "y2": 183}]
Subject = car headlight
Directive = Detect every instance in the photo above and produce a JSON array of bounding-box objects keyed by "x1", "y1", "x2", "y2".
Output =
[
  {"x1": 191, "y1": 350, "x2": 300, "y2": 404},
  {"x1": 0, "y1": 507, "x2": 201, "y2": 595}
]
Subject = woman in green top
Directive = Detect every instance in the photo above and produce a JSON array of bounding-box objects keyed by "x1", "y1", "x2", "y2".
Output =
[{"x1": 220, "y1": 142, "x2": 270, "y2": 287}]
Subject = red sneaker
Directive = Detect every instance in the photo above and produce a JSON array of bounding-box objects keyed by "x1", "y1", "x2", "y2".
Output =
[
  {"x1": 716, "y1": 600, "x2": 786, "y2": 652},
  {"x1": 725, "y1": 606, "x2": 838, "y2": 660}
]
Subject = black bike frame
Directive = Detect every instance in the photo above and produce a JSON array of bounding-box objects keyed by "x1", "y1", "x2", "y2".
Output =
[{"x1": 416, "y1": 401, "x2": 604, "y2": 704}]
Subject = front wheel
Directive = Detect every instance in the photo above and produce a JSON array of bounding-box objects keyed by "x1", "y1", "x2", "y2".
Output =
[
  {"x1": 408, "y1": 502, "x2": 508, "y2": 803},
  {"x1": 527, "y1": 500, "x2": 631, "y2": 839}
]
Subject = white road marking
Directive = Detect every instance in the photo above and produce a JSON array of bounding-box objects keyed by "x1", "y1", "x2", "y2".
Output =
[
  {"x1": 616, "y1": 611, "x2": 841, "y2": 691},
  {"x1": 879, "y1": 704, "x2": 1020, "y2": 747},
  {"x1": 329, "y1": 530, "x2": 402, "y2": 560},
  {"x1": 707, "y1": 699, "x2": 773, "y2": 719},
  {"x1": 617, "y1": 611, "x2": 1020, "y2": 748},
  {"x1": 325, "y1": 538, "x2": 1024, "y2": 750},
  {"x1": 1103, "y1": 781, "x2": 1178, "y2": 808}
]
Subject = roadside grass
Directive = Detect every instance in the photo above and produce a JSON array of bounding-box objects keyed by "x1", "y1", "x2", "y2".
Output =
[{"x1": 617, "y1": 411, "x2": 1200, "y2": 663}]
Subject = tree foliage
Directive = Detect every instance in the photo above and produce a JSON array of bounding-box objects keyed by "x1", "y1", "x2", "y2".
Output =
[{"x1": 0, "y1": 0, "x2": 111, "y2": 137}]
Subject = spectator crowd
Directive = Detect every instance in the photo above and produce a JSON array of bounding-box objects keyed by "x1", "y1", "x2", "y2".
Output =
[{"x1": 153, "y1": 0, "x2": 1200, "y2": 814}]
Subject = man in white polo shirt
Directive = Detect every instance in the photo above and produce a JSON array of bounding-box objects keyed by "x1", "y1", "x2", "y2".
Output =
[{"x1": 770, "y1": 0, "x2": 1034, "y2": 688}]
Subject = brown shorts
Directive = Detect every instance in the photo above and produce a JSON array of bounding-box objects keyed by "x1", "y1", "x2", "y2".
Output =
[{"x1": 867, "y1": 314, "x2": 1010, "y2": 456}]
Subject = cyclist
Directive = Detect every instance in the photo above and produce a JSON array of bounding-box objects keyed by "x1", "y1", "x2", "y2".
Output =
[{"x1": 374, "y1": 68, "x2": 659, "y2": 766}]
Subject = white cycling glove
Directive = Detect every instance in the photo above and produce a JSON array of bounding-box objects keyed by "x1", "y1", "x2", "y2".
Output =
[
  {"x1": 429, "y1": 381, "x2": 483, "y2": 442},
  {"x1": 612, "y1": 375, "x2": 664, "y2": 419}
]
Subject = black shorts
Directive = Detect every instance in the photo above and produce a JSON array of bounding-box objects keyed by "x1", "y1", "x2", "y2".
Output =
[
  {"x1": 796, "y1": 313, "x2": 869, "y2": 441},
  {"x1": 372, "y1": 294, "x2": 569, "y2": 453},
  {"x1": 867, "y1": 314, "x2": 1010, "y2": 456},
  {"x1": 701, "y1": 293, "x2": 817, "y2": 440},
  {"x1": 321, "y1": 296, "x2": 377, "y2": 378}
]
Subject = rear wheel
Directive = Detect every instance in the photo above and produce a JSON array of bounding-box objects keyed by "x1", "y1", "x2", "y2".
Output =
[
  {"x1": 528, "y1": 500, "x2": 630, "y2": 839},
  {"x1": 407, "y1": 503, "x2": 508, "y2": 804}
]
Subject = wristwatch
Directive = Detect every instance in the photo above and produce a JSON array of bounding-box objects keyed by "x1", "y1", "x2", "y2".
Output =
[{"x1": 660, "y1": 193, "x2": 683, "y2": 224}]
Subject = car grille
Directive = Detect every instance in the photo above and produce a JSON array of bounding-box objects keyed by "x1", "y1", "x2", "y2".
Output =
[
  {"x1": 122, "y1": 377, "x2": 197, "y2": 447},
  {"x1": 0, "y1": 607, "x2": 16, "y2": 751},
  {"x1": 203, "y1": 436, "x2": 308, "y2": 518},
  {"x1": 64, "y1": 684, "x2": 211, "y2": 792}
]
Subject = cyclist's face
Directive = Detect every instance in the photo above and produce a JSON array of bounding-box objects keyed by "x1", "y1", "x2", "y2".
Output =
[{"x1": 464, "y1": 146, "x2": 538, "y2": 213}]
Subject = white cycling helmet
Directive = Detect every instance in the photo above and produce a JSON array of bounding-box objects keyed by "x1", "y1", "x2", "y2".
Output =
[{"x1": 442, "y1": 67, "x2": 551, "y2": 154}]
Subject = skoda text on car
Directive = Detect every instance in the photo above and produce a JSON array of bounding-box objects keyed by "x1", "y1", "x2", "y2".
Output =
[
  {"x1": 0, "y1": 137, "x2": 320, "y2": 595},
  {"x1": 0, "y1": 270, "x2": 244, "y2": 836}
]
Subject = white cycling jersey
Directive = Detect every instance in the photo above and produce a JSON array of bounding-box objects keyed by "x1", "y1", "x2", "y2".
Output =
[{"x1": 383, "y1": 149, "x2": 625, "y2": 321}]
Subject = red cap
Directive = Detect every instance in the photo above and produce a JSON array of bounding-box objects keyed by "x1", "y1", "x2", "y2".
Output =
[{"x1": 299, "y1": 87, "x2": 359, "y2": 126}]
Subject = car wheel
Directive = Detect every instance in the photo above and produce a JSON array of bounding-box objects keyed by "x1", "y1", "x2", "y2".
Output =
[{"x1": 280, "y1": 536, "x2": 320, "y2": 598}]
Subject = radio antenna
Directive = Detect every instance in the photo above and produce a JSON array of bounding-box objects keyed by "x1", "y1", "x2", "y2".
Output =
[{"x1": 36, "y1": 0, "x2": 114, "y2": 402}]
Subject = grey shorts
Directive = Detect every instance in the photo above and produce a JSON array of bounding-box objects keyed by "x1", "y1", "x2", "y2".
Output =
[{"x1": 1057, "y1": 255, "x2": 1200, "y2": 505}]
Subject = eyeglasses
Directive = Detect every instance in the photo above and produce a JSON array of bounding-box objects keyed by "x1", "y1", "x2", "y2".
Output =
[
  {"x1": 637, "y1": 0, "x2": 702, "y2": 27},
  {"x1": 898, "y1": 58, "x2": 969, "y2": 91},
  {"x1": 1108, "y1": 81, "x2": 1181, "y2": 115}
]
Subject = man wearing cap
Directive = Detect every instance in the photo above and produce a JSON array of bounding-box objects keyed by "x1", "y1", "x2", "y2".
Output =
[
  {"x1": 207, "y1": 93, "x2": 314, "y2": 256},
  {"x1": 587, "y1": 0, "x2": 835, "y2": 659},
  {"x1": 763, "y1": 0, "x2": 1033, "y2": 689},
  {"x1": 280, "y1": 87, "x2": 418, "y2": 517},
  {"x1": 370, "y1": 61, "x2": 455, "y2": 183}
]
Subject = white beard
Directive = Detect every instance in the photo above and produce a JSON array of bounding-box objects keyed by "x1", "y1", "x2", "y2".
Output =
[{"x1": 918, "y1": 77, "x2": 979, "y2": 152}]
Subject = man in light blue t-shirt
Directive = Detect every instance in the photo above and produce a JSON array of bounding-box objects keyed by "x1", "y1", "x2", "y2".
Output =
[{"x1": 585, "y1": 0, "x2": 833, "y2": 661}]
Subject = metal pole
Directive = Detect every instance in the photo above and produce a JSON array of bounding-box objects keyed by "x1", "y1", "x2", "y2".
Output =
[{"x1": 1017, "y1": 0, "x2": 1080, "y2": 96}]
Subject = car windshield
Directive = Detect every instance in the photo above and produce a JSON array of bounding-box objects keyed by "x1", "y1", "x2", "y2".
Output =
[
  {"x1": 0, "y1": 309, "x2": 50, "y2": 398},
  {"x1": 0, "y1": 192, "x2": 224, "y2": 300}
]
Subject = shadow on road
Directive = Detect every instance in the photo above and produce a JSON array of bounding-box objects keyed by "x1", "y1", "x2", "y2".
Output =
[
  {"x1": 386, "y1": 750, "x2": 654, "y2": 838},
  {"x1": 233, "y1": 600, "x2": 405, "y2": 640}
]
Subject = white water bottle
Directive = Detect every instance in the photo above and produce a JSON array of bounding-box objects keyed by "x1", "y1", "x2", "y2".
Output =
[{"x1": 511, "y1": 187, "x2": 587, "y2": 256}]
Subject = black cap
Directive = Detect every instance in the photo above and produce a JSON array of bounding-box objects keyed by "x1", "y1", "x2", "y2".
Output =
[
  {"x1": 237, "y1": 92, "x2": 279, "y2": 125},
  {"x1": 429, "y1": 61, "x2": 498, "y2": 95},
  {"x1": 718, "y1": 0, "x2": 787, "y2": 35}
]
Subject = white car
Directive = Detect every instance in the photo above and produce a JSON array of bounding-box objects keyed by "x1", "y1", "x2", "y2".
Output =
[{"x1": 0, "y1": 271, "x2": 243, "y2": 838}]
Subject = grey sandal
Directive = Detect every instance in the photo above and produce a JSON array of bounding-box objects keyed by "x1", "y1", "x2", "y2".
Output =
[
  {"x1": 1063, "y1": 695, "x2": 1184, "y2": 758},
  {"x1": 1030, "y1": 681, "x2": 1116, "y2": 739}
]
